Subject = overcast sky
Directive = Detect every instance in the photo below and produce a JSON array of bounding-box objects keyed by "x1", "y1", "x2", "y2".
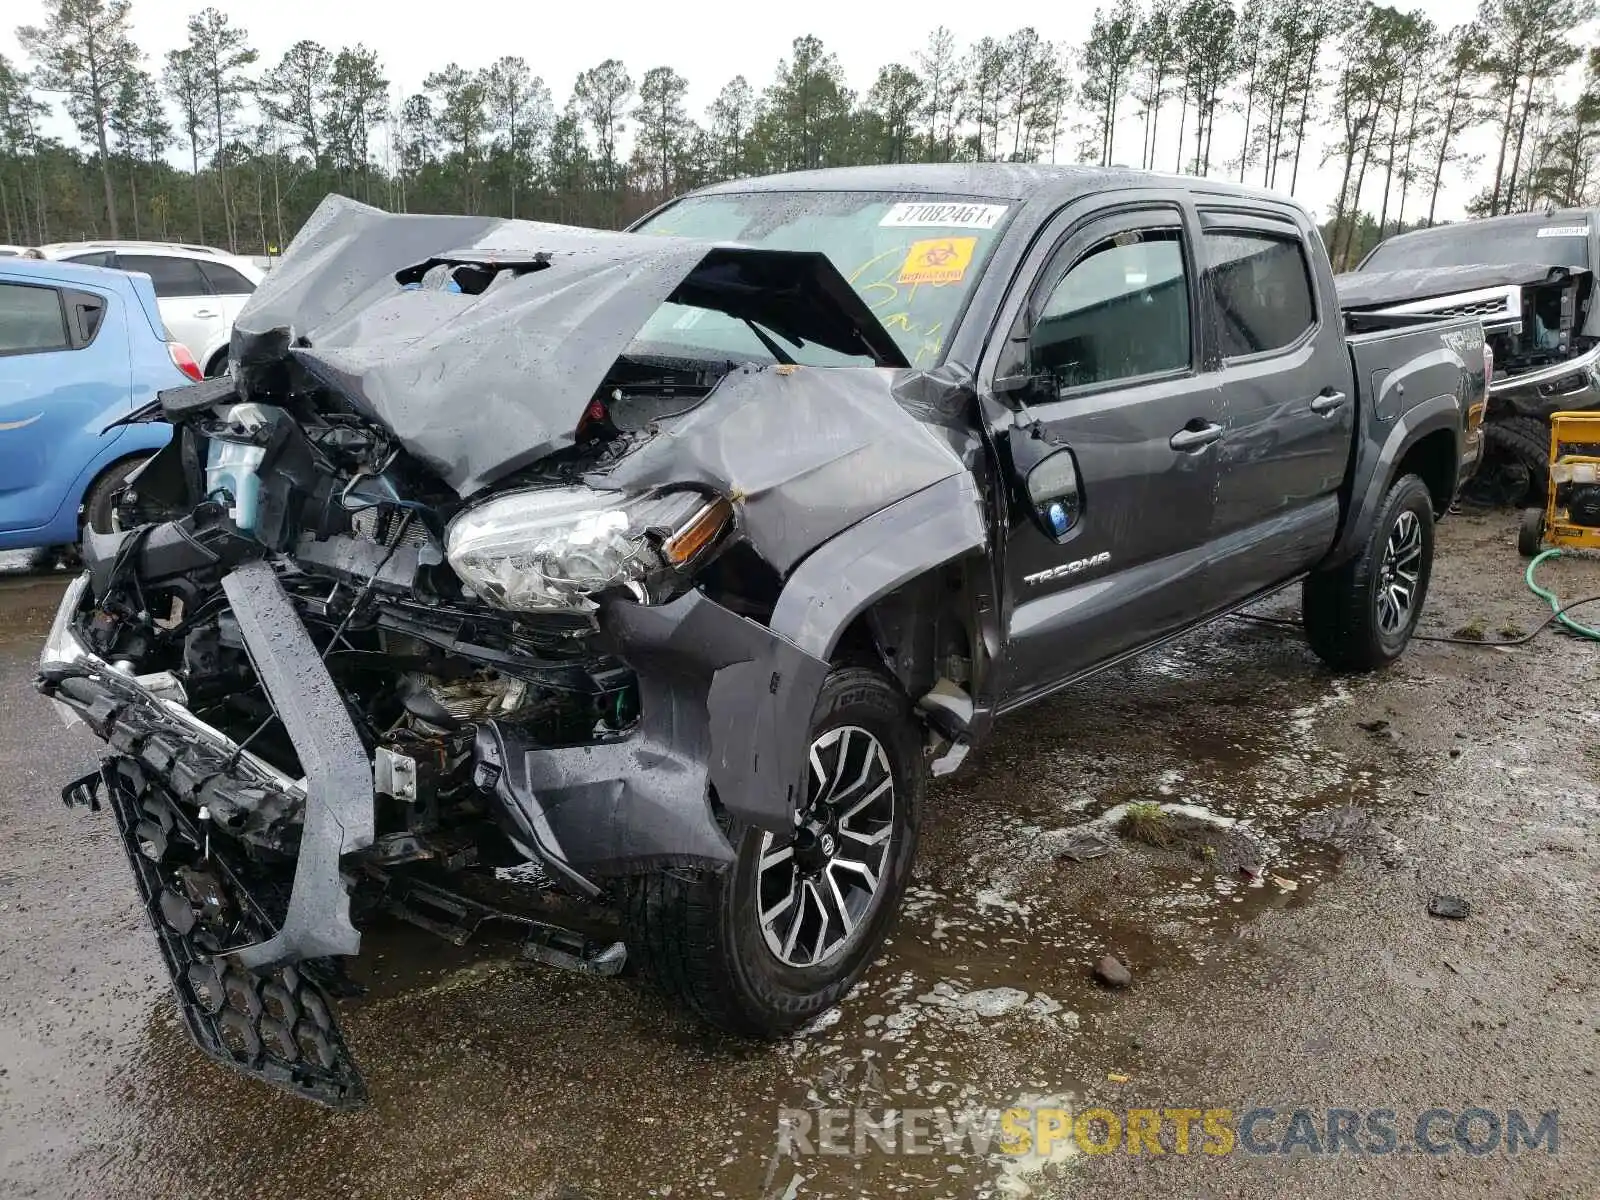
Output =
[{"x1": 3, "y1": 0, "x2": 1588, "y2": 224}]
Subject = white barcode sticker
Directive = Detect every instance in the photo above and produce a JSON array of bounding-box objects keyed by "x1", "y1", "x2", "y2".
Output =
[
  {"x1": 1537, "y1": 225, "x2": 1588, "y2": 237},
  {"x1": 879, "y1": 201, "x2": 1010, "y2": 230}
]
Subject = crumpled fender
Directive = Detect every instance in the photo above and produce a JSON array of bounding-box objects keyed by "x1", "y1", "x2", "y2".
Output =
[
  {"x1": 592, "y1": 363, "x2": 974, "y2": 574},
  {"x1": 769, "y1": 473, "x2": 988, "y2": 659},
  {"x1": 480, "y1": 589, "x2": 830, "y2": 873},
  {"x1": 513, "y1": 472, "x2": 989, "y2": 858},
  {"x1": 605, "y1": 592, "x2": 831, "y2": 836}
]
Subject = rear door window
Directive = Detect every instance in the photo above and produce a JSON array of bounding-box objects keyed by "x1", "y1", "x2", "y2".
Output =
[
  {"x1": 198, "y1": 261, "x2": 256, "y2": 295},
  {"x1": 0, "y1": 282, "x2": 70, "y2": 354},
  {"x1": 62, "y1": 251, "x2": 114, "y2": 268},
  {"x1": 118, "y1": 254, "x2": 210, "y2": 298},
  {"x1": 1205, "y1": 231, "x2": 1317, "y2": 358}
]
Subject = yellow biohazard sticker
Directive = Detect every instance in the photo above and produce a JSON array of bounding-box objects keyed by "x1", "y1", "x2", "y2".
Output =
[{"x1": 897, "y1": 237, "x2": 977, "y2": 285}]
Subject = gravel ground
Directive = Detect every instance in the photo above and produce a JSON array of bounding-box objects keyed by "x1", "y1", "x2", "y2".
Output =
[{"x1": 0, "y1": 508, "x2": 1596, "y2": 1199}]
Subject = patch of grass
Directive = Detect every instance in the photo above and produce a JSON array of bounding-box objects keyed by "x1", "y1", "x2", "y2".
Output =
[
  {"x1": 1119, "y1": 802, "x2": 1174, "y2": 849},
  {"x1": 1499, "y1": 622, "x2": 1527, "y2": 640},
  {"x1": 1452, "y1": 618, "x2": 1487, "y2": 642}
]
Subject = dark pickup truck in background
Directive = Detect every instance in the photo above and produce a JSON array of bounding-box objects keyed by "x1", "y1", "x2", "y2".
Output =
[
  {"x1": 1343, "y1": 208, "x2": 1597, "y2": 500},
  {"x1": 36, "y1": 165, "x2": 1487, "y2": 1107}
]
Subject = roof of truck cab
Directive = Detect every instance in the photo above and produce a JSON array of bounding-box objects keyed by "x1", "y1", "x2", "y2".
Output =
[{"x1": 685, "y1": 163, "x2": 1303, "y2": 208}]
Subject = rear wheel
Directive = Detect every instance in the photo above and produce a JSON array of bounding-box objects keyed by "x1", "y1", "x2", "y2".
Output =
[
  {"x1": 1303, "y1": 474, "x2": 1435, "y2": 672},
  {"x1": 622, "y1": 668, "x2": 922, "y2": 1036},
  {"x1": 81, "y1": 456, "x2": 154, "y2": 535}
]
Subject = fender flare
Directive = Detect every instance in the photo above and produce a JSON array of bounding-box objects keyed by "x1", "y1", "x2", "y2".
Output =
[
  {"x1": 1325, "y1": 394, "x2": 1459, "y2": 568},
  {"x1": 768, "y1": 473, "x2": 989, "y2": 659}
]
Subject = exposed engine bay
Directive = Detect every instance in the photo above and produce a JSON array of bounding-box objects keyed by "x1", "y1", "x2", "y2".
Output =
[{"x1": 36, "y1": 195, "x2": 990, "y2": 1106}]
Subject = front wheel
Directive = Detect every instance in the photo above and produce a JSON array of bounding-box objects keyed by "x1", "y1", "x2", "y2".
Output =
[
  {"x1": 621, "y1": 668, "x2": 923, "y2": 1037},
  {"x1": 1303, "y1": 473, "x2": 1435, "y2": 672}
]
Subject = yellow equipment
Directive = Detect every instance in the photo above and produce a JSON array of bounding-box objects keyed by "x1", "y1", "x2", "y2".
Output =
[{"x1": 1519, "y1": 411, "x2": 1600, "y2": 556}]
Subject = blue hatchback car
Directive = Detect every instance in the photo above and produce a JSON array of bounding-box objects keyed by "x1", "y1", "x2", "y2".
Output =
[{"x1": 0, "y1": 258, "x2": 193, "y2": 551}]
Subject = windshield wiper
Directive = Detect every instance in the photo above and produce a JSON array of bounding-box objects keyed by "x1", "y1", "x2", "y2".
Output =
[{"x1": 743, "y1": 318, "x2": 798, "y2": 365}]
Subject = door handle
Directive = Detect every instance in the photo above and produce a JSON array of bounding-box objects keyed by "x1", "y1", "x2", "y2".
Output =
[
  {"x1": 193, "y1": 308, "x2": 219, "y2": 318},
  {"x1": 1169, "y1": 422, "x2": 1223, "y2": 452},
  {"x1": 1310, "y1": 390, "x2": 1348, "y2": 415}
]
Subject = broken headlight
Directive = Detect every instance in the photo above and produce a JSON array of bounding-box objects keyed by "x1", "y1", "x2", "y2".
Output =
[{"x1": 445, "y1": 486, "x2": 731, "y2": 612}]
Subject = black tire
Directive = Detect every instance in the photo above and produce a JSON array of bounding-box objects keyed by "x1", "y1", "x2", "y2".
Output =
[
  {"x1": 1518, "y1": 507, "x2": 1546, "y2": 557},
  {"x1": 81, "y1": 456, "x2": 152, "y2": 535},
  {"x1": 1482, "y1": 416, "x2": 1551, "y2": 507},
  {"x1": 1303, "y1": 473, "x2": 1435, "y2": 672},
  {"x1": 204, "y1": 349, "x2": 231, "y2": 378},
  {"x1": 621, "y1": 668, "x2": 923, "y2": 1037}
]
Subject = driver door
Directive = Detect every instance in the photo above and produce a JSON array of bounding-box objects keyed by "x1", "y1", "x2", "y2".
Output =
[{"x1": 985, "y1": 201, "x2": 1226, "y2": 707}]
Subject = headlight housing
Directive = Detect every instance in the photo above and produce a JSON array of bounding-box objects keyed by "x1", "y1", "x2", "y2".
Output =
[{"x1": 445, "y1": 486, "x2": 732, "y2": 612}]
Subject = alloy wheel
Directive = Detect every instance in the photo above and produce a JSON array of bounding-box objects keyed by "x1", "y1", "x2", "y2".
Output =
[
  {"x1": 1375, "y1": 509, "x2": 1423, "y2": 636},
  {"x1": 756, "y1": 725, "x2": 896, "y2": 969}
]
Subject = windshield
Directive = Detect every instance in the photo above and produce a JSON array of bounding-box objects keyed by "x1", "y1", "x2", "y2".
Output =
[
  {"x1": 1362, "y1": 221, "x2": 1591, "y2": 272},
  {"x1": 631, "y1": 191, "x2": 1013, "y2": 367}
]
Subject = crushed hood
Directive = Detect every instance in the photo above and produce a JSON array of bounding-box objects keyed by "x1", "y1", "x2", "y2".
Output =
[
  {"x1": 1336, "y1": 262, "x2": 1589, "y2": 310},
  {"x1": 230, "y1": 195, "x2": 908, "y2": 495}
]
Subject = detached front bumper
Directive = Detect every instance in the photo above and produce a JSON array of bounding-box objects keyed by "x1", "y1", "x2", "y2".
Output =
[
  {"x1": 41, "y1": 564, "x2": 373, "y2": 971},
  {"x1": 41, "y1": 575, "x2": 370, "y2": 1107}
]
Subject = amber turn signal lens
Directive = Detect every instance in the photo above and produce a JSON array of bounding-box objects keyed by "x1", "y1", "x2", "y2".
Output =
[{"x1": 663, "y1": 497, "x2": 732, "y2": 565}]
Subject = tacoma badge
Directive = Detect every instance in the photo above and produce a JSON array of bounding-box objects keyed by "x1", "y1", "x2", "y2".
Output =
[{"x1": 1024, "y1": 551, "x2": 1111, "y2": 585}]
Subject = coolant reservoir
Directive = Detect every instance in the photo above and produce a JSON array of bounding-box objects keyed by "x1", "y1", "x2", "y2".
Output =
[{"x1": 205, "y1": 404, "x2": 280, "y2": 533}]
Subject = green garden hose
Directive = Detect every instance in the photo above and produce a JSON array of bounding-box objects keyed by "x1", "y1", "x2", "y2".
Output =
[{"x1": 1525, "y1": 548, "x2": 1600, "y2": 641}]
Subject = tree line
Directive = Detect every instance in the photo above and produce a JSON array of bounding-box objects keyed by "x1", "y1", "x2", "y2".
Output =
[{"x1": 1, "y1": 0, "x2": 1596, "y2": 267}]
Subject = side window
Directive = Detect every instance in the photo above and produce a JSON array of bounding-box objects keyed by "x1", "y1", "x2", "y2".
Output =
[
  {"x1": 1205, "y1": 231, "x2": 1317, "y2": 357},
  {"x1": 198, "y1": 261, "x2": 256, "y2": 295},
  {"x1": 1030, "y1": 228, "x2": 1190, "y2": 391},
  {"x1": 63, "y1": 251, "x2": 114, "y2": 268},
  {"x1": 0, "y1": 282, "x2": 70, "y2": 355},
  {"x1": 63, "y1": 289, "x2": 108, "y2": 346},
  {"x1": 119, "y1": 254, "x2": 209, "y2": 298}
]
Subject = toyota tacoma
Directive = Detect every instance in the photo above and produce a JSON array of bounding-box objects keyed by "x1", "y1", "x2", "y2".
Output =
[{"x1": 36, "y1": 165, "x2": 1487, "y2": 1106}]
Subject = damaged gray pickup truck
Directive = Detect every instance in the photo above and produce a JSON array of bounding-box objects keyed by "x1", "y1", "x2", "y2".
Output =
[
  {"x1": 37, "y1": 165, "x2": 1487, "y2": 1107},
  {"x1": 1342, "y1": 209, "x2": 1600, "y2": 500}
]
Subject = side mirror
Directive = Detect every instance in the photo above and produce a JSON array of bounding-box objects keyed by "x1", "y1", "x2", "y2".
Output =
[{"x1": 1019, "y1": 444, "x2": 1083, "y2": 541}]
